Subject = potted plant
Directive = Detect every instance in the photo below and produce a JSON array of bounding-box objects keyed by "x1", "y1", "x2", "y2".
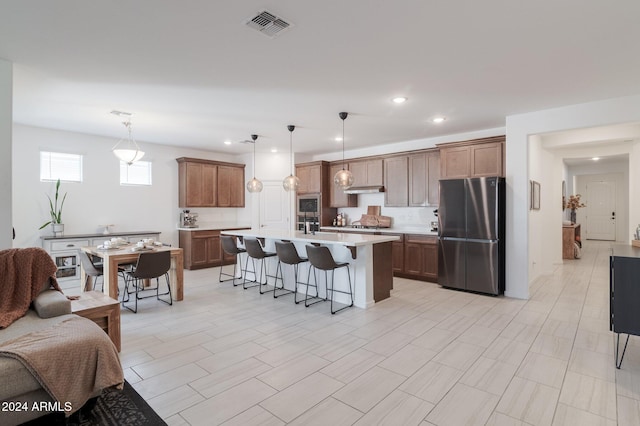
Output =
[
  {"x1": 39, "y1": 179, "x2": 67, "y2": 237},
  {"x1": 565, "y1": 194, "x2": 586, "y2": 224}
]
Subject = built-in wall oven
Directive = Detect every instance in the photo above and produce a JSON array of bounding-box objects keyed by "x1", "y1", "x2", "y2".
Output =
[{"x1": 297, "y1": 195, "x2": 320, "y2": 232}]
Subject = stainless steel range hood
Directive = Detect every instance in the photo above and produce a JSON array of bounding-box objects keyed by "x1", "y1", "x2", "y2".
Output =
[{"x1": 343, "y1": 185, "x2": 385, "y2": 194}]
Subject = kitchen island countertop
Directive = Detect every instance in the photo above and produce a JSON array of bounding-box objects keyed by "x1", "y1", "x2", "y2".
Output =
[
  {"x1": 221, "y1": 228, "x2": 397, "y2": 308},
  {"x1": 320, "y1": 226, "x2": 438, "y2": 236}
]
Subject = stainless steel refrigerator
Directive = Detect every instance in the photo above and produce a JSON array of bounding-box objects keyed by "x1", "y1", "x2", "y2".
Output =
[{"x1": 438, "y1": 177, "x2": 505, "y2": 295}]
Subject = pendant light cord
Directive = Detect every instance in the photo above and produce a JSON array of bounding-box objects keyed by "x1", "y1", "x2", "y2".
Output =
[
  {"x1": 342, "y1": 118, "x2": 346, "y2": 170},
  {"x1": 290, "y1": 128, "x2": 294, "y2": 175}
]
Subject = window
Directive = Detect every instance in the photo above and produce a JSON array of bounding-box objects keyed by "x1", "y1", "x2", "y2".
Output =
[
  {"x1": 40, "y1": 151, "x2": 83, "y2": 182},
  {"x1": 120, "y1": 160, "x2": 152, "y2": 186}
]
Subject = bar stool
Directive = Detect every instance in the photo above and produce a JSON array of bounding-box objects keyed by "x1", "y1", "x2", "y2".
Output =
[
  {"x1": 219, "y1": 235, "x2": 247, "y2": 286},
  {"x1": 243, "y1": 238, "x2": 277, "y2": 294},
  {"x1": 306, "y1": 245, "x2": 354, "y2": 314},
  {"x1": 274, "y1": 241, "x2": 310, "y2": 302}
]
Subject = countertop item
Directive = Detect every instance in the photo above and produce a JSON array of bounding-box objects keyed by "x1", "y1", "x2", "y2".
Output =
[
  {"x1": 177, "y1": 223, "x2": 251, "y2": 231},
  {"x1": 320, "y1": 226, "x2": 438, "y2": 236}
]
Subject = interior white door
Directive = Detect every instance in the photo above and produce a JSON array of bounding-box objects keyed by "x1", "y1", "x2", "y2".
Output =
[
  {"x1": 586, "y1": 180, "x2": 616, "y2": 241},
  {"x1": 259, "y1": 180, "x2": 290, "y2": 230}
]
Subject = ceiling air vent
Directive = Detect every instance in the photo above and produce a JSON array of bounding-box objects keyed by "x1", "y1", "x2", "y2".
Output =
[{"x1": 245, "y1": 10, "x2": 293, "y2": 38}]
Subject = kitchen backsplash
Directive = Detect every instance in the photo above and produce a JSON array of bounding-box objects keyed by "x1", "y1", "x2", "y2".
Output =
[{"x1": 337, "y1": 193, "x2": 437, "y2": 227}]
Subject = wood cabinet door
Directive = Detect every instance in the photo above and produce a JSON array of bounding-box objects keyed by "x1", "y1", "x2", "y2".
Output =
[
  {"x1": 470, "y1": 142, "x2": 503, "y2": 177},
  {"x1": 427, "y1": 152, "x2": 440, "y2": 206},
  {"x1": 366, "y1": 159, "x2": 384, "y2": 186},
  {"x1": 349, "y1": 161, "x2": 367, "y2": 186},
  {"x1": 190, "y1": 235, "x2": 209, "y2": 266},
  {"x1": 403, "y1": 242, "x2": 423, "y2": 275},
  {"x1": 206, "y1": 235, "x2": 221, "y2": 264},
  {"x1": 391, "y1": 236, "x2": 404, "y2": 274},
  {"x1": 329, "y1": 163, "x2": 356, "y2": 207},
  {"x1": 409, "y1": 153, "x2": 427, "y2": 207},
  {"x1": 296, "y1": 166, "x2": 310, "y2": 193},
  {"x1": 217, "y1": 166, "x2": 245, "y2": 207},
  {"x1": 440, "y1": 146, "x2": 470, "y2": 179},
  {"x1": 185, "y1": 162, "x2": 204, "y2": 207},
  {"x1": 201, "y1": 164, "x2": 217, "y2": 206},
  {"x1": 384, "y1": 156, "x2": 408, "y2": 206},
  {"x1": 423, "y1": 242, "x2": 438, "y2": 280}
]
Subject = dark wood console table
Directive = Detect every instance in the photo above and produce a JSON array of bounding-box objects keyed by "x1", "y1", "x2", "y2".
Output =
[{"x1": 610, "y1": 244, "x2": 640, "y2": 368}]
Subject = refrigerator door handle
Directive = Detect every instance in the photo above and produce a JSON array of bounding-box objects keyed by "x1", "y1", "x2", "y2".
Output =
[{"x1": 466, "y1": 238, "x2": 499, "y2": 243}]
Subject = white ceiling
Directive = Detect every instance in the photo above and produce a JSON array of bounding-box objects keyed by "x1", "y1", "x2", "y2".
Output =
[{"x1": 2, "y1": 1, "x2": 640, "y2": 156}]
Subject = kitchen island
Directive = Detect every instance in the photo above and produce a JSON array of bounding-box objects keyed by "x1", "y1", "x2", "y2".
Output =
[{"x1": 221, "y1": 229, "x2": 399, "y2": 308}]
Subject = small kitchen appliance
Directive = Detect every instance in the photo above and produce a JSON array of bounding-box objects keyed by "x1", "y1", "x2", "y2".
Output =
[{"x1": 180, "y1": 209, "x2": 198, "y2": 228}]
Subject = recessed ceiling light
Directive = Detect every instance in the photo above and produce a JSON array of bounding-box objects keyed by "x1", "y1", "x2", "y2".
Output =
[
  {"x1": 392, "y1": 97, "x2": 408, "y2": 104},
  {"x1": 224, "y1": 140, "x2": 232, "y2": 145},
  {"x1": 335, "y1": 136, "x2": 343, "y2": 142},
  {"x1": 592, "y1": 157, "x2": 600, "y2": 161},
  {"x1": 432, "y1": 116, "x2": 446, "y2": 124},
  {"x1": 271, "y1": 148, "x2": 278, "y2": 153}
]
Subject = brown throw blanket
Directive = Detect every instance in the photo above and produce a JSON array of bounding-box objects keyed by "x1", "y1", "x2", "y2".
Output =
[
  {"x1": 0, "y1": 247, "x2": 62, "y2": 328},
  {"x1": 0, "y1": 316, "x2": 124, "y2": 415}
]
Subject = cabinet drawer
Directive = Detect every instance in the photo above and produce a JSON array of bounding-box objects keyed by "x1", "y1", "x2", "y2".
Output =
[
  {"x1": 192, "y1": 230, "x2": 221, "y2": 239},
  {"x1": 51, "y1": 240, "x2": 90, "y2": 251},
  {"x1": 405, "y1": 234, "x2": 437, "y2": 244}
]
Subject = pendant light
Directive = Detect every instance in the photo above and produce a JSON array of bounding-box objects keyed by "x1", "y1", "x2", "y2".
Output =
[
  {"x1": 283, "y1": 125, "x2": 300, "y2": 192},
  {"x1": 112, "y1": 116, "x2": 144, "y2": 165},
  {"x1": 333, "y1": 112, "x2": 354, "y2": 189},
  {"x1": 246, "y1": 134, "x2": 263, "y2": 193}
]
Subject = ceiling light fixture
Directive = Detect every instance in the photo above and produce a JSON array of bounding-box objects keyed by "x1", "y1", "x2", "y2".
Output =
[
  {"x1": 111, "y1": 112, "x2": 144, "y2": 165},
  {"x1": 271, "y1": 148, "x2": 278, "y2": 153},
  {"x1": 432, "y1": 116, "x2": 446, "y2": 124},
  {"x1": 393, "y1": 97, "x2": 408, "y2": 104},
  {"x1": 246, "y1": 134, "x2": 263, "y2": 193},
  {"x1": 334, "y1": 136, "x2": 343, "y2": 142},
  {"x1": 334, "y1": 112, "x2": 354, "y2": 190},
  {"x1": 592, "y1": 157, "x2": 600, "y2": 161},
  {"x1": 283, "y1": 125, "x2": 300, "y2": 192},
  {"x1": 224, "y1": 140, "x2": 232, "y2": 145}
]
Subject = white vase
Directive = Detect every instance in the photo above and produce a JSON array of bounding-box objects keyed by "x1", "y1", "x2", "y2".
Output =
[{"x1": 52, "y1": 223, "x2": 64, "y2": 237}]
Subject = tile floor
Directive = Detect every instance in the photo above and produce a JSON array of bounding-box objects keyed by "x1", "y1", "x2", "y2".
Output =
[{"x1": 114, "y1": 241, "x2": 640, "y2": 425}]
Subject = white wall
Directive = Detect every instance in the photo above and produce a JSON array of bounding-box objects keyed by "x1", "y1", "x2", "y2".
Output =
[
  {"x1": 507, "y1": 94, "x2": 640, "y2": 299},
  {"x1": 0, "y1": 59, "x2": 11, "y2": 249},
  {"x1": 13, "y1": 124, "x2": 247, "y2": 248}
]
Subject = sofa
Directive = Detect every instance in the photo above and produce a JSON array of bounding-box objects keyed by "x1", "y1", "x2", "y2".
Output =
[{"x1": 0, "y1": 248, "x2": 123, "y2": 426}]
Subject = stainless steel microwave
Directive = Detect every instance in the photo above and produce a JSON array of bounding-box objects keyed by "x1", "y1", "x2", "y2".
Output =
[{"x1": 298, "y1": 195, "x2": 319, "y2": 213}]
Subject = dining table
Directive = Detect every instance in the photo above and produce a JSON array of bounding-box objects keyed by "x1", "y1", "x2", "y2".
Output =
[{"x1": 80, "y1": 244, "x2": 184, "y2": 302}]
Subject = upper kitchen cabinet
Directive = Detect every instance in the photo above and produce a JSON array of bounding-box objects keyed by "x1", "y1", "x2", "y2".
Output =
[
  {"x1": 295, "y1": 162, "x2": 323, "y2": 194},
  {"x1": 408, "y1": 150, "x2": 440, "y2": 206},
  {"x1": 177, "y1": 157, "x2": 245, "y2": 208},
  {"x1": 329, "y1": 162, "x2": 357, "y2": 208},
  {"x1": 438, "y1": 136, "x2": 505, "y2": 179},
  {"x1": 217, "y1": 165, "x2": 245, "y2": 207},
  {"x1": 349, "y1": 159, "x2": 384, "y2": 186},
  {"x1": 384, "y1": 156, "x2": 409, "y2": 207}
]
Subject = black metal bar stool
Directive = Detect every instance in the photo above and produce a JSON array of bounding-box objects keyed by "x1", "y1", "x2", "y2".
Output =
[
  {"x1": 274, "y1": 241, "x2": 310, "y2": 302},
  {"x1": 219, "y1": 235, "x2": 247, "y2": 286},
  {"x1": 243, "y1": 238, "x2": 277, "y2": 294},
  {"x1": 122, "y1": 251, "x2": 172, "y2": 313},
  {"x1": 306, "y1": 244, "x2": 354, "y2": 314}
]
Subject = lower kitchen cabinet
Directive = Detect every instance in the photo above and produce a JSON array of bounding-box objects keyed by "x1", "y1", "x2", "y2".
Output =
[
  {"x1": 390, "y1": 234, "x2": 404, "y2": 274},
  {"x1": 180, "y1": 230, "x2": 237, "y2": 270},
  {"x1": 397, "y1": 234, "x2": 438, "y2": 282}
]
